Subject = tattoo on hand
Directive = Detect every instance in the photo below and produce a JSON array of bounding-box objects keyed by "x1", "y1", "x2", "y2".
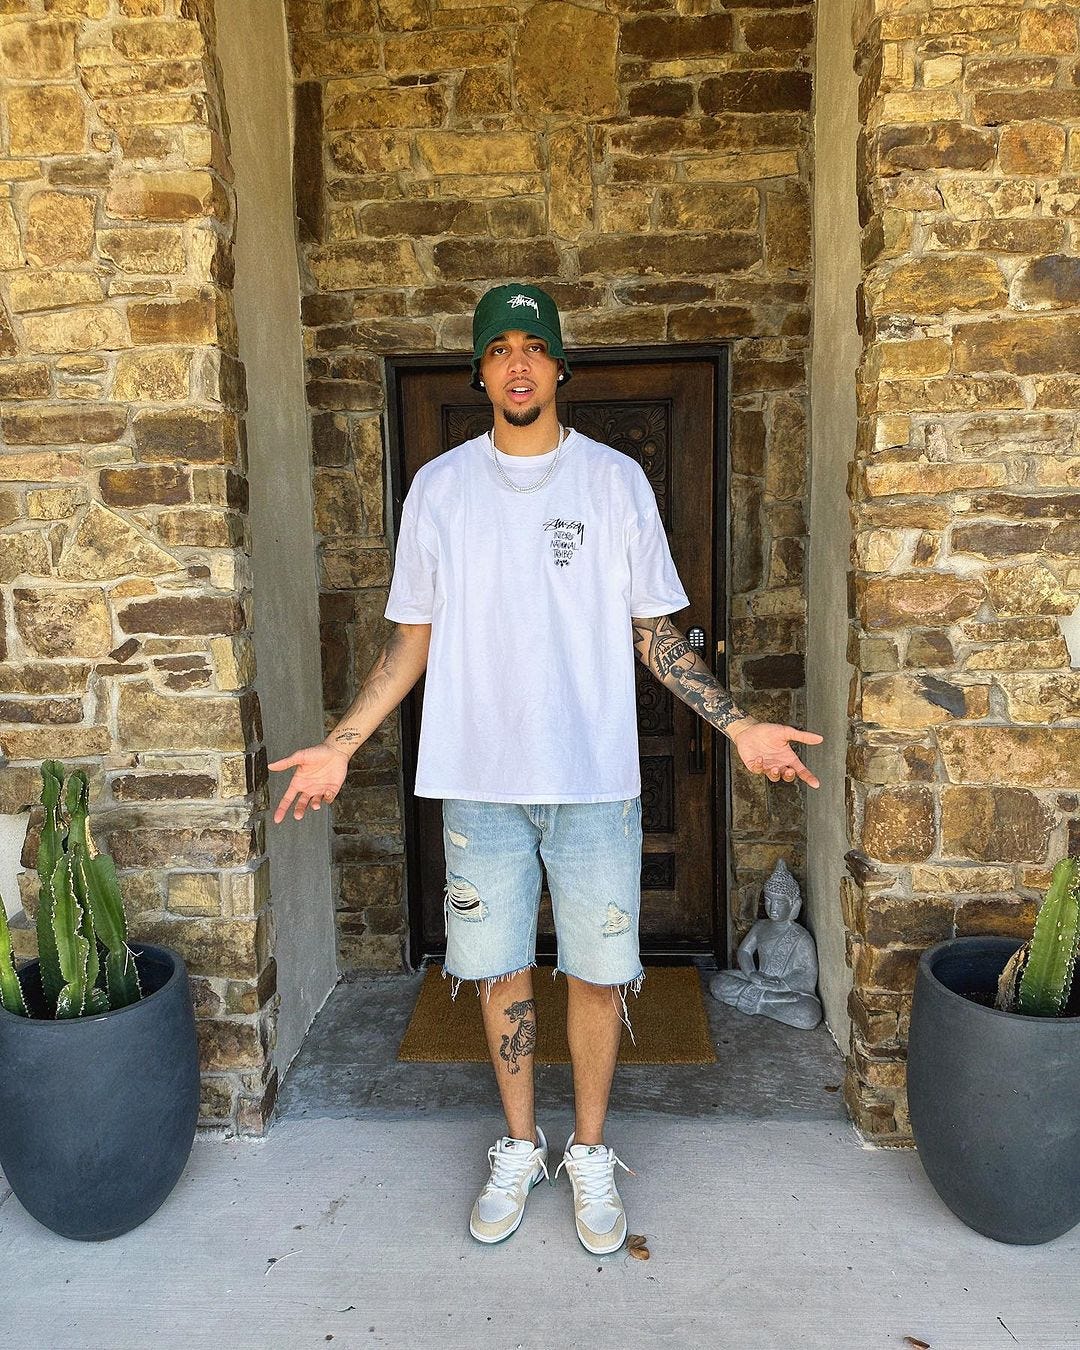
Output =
[{"x1": 499, "y1": 997, "x2": 536, "y2": 1075}]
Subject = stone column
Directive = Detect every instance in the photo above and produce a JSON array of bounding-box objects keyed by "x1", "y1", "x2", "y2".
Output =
[
  {"x1": 0, "y1": 0, "x2": 276, "y2": 1135},
  {"x1": 847, "y1": 0, "x2": 1080, "y2": 1141},
  {"x1": 807, "y1": 0, "x2": 863, "y2": 1050}
]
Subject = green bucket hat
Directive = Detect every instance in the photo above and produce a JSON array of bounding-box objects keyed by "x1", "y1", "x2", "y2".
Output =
[{"x1": 470, "y1": 283, "x2": 572, "y2": 391}]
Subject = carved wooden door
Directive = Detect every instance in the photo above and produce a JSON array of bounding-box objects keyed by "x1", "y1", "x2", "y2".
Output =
[{"x1": 387, "y1": 348, "x2": 728, "y2": 963}]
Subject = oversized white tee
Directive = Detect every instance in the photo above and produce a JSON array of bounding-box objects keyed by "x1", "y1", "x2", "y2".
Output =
[{"x1": 383, "y1": 427, "x2": 690, "y2": 802}]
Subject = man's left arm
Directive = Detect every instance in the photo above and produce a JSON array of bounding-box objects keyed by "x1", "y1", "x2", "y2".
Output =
[{"x1": 631, "y1": 614, "x2": 822, "y2": 789}]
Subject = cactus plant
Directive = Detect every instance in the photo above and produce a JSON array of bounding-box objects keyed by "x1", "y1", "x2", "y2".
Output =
[
  {"x1": 51, "y1": 848, "x2": 90, "y2": 1020},
  {"x1": 1018, "y1": 856, "x2": 1080, "y2": 1016},
  {"x1": 0, "y1": 901, "x2": 28, "y2": 1017},
  {"x1": 35, "y1": 761, "x2": 66, "y2": 1012},
  {"x1": 995, "y1": 856, "x2": 1080, "y2": 1017},
  {"x1": 0, "y1": 760, "x2": 142, "y2": 1021},
  {"x1": 64, "y1": 769, "x2": 141, "y2": 1009}
]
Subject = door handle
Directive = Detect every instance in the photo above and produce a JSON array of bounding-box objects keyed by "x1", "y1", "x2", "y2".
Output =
[{"x1": 687, "y1": 625, "x2": 707, "y2": 775}]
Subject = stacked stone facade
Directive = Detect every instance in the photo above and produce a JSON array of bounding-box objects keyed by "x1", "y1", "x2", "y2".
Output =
[
  {"x1": 847, "y1": 0, "x2": 1080, "y2": 1140},
  {"x1": 0, "y1": 0, "x2": 277, "y2": 1134},
  {"x1": 285, "y1": 0, "x2": 815, "y2": 968}
]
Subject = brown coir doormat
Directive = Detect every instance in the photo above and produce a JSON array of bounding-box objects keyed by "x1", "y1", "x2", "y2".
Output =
[{"x1": 397, "y1": 965, "x2": 717, "y2": 1065}]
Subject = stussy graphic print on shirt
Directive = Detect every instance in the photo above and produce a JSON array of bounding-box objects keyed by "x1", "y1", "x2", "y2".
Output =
[{"x1": 543, "y1": 516, "x2": 585, "y2": 566}]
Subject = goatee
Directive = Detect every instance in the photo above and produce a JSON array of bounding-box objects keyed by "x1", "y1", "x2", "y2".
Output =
[{"x1": 501, "y1": 405, "x2": 543, "y2": 428}]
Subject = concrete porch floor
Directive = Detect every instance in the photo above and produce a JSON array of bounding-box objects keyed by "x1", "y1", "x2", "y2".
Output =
[{"x1": 2, "y1": 968, "x2": 1077, "y2": 1349}]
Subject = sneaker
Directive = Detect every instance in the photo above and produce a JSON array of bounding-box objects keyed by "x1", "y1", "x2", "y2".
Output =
[
  {"x1": 554, "y1": 1132, "x2": 634, "y2": 1255},
  {"x1": 469, "y1": 1125, "x2": 550, "y2": 1244}
]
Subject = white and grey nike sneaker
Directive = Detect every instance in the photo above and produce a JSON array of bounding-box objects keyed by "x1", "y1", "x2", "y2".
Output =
[
  {"x1": 469, "y1": 1126, "x2": 550, "y2": 1244},
  {"x1": 554, "y1": 1131, "x2": 634, "y2": 1255}
]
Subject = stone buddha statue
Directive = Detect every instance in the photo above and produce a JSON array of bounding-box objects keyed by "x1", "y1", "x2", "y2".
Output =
[{"x1": 709, "y1": 859, "x2": 823, "y2": 1030}]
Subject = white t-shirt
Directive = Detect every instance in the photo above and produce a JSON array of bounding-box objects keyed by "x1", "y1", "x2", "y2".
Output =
[{"x1": 383, "y1": 427, "x2": 690, "y2": 802}]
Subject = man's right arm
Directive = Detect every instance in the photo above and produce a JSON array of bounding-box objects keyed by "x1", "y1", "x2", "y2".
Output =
[
  {"x1": 269, "y1": 621, "x2": 431, "y2": 822},
  {"x1": 323, "y1": 621, "x2": 431, "y2": 758}
]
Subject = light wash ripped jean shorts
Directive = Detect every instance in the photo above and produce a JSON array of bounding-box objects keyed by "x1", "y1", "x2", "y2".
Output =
[{"x1": 441, "y1": 796, "x2": 646, "y2": 1039}]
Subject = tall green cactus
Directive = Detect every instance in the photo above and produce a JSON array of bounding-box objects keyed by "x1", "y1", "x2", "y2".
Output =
[
  {"x1": 87, "y1": 849, "x2": 141, "y2": 1010},
  {"x1": 51, "y1": 848, "x2": 90, "y2": 1019},
  {"x1": 64, "y1": 770, "x2": 141, "y2": 1010},
  {"x1": 16, "y1": 761, "x2": 143, "y2": 1020},
  {"x1": 64, "y1": 779, "x2": 100, "y2": 993},
  {"x1": 35, "y1": 760, "x2": 67, "y2": 1014},
  {"x1": 0, "y1": 895, "x2": 28, "y2": 1017},
  {"x1": 1018, "y1": 856, "x2": 1080, "y2": 1017}
]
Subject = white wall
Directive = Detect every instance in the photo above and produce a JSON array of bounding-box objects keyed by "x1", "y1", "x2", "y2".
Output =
[
  {"x1": 0, "y1": 816, "x2": 28, "y2": 918},
  {"x1": 215, "y1": 2, "x2": 339, "y2": 1076},
  {"x1": 806, "y1": 0, "x2": 863, "y2": 1046}
]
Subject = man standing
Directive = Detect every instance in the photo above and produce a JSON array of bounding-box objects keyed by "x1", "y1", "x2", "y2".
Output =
[{"x1": 269, "y1": 283, "x2": 822, "y2": 1255}]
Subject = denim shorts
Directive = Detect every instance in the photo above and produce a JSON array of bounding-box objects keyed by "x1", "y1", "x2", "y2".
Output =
[{"x1": 440, "y1": 796, "x2": 645, "y2": 1036}]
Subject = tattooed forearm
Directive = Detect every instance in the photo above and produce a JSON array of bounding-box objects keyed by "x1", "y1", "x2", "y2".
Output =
[
  {"x1": 648, "y1": 625, "x2": 693, "y2": 681},
  {"x1": 324, "y1": 623, "x2": 430, "y2": 756},
  {"x1": 631, "y1": 615, "x2": 757, "y2": 739},
  {"x1": 332, "y1": 629, "x2": 407, "y2": 739},
  {"x1": 677, "y1": 666, "x2": 743, "y2": 720},
  {"x1": 498, "y1": 997, "x2": 536, "y2": 1075}
]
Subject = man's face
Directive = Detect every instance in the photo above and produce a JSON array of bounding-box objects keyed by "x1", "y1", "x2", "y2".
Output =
[{"x1": 478, "y1": 329, "x2": 563, "y2": 427}]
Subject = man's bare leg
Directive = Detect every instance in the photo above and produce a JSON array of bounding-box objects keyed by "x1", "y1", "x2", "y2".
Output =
[
  {"x1": 566, "y1": 974, "x2": 623, "y2": 1145},
  {"x1": 477, "y1": 967, "x2": 538, "y2": 1143}
]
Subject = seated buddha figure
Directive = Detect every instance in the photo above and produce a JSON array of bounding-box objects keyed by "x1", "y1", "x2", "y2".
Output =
[{"x1": 709, "y1": 858, "x2": 823, "y2": 1030}]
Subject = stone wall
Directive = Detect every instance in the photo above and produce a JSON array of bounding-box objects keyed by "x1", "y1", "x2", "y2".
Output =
[
  {"x1": 847, "y1": 0, "x2": 1080, "y2": 1141},
  {"x1": 284, "y1": 0, "x2": 816, "y2": 968},
  {"x1": 0, "y1": 0, "x2": 277, "y2": 1134}
]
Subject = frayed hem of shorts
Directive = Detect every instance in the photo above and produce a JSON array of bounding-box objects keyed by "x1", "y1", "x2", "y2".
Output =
[
  {"x1": 550, "y1": 966, "x2": 646, "y2": 1046},
  {"x1": 441, "y1": 961, "x2": 537, "y2": 1004}
]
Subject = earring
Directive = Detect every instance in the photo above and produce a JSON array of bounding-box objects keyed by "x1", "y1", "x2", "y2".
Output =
[
  {"x1": 558, "y1": 373, "x2": 564, "y2": 382},
  {"x1": 479, "y1": 379, "x2": 485, "y2": 388}
]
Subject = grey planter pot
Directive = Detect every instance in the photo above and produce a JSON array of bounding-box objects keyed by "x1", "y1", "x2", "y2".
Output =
[
  {"x1": 907, "y1": 935, "x2": 1080, "y2": 1245},
  {"x1": 0, "y1": 943, "x2": 200, "y2": 1242}
]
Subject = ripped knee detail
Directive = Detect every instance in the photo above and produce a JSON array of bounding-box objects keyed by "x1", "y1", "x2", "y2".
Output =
[
  {"x1": 444, "y1": 871, "x2": 487, "y2": 922},
  {"x1": 601, "y1": 902, "x2": 632, "y2": 937}
]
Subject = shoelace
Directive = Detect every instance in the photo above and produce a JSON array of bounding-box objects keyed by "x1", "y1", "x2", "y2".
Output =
[
  {"x1": 555, "y1": 1147, "x2": 635, "y2": 1205},
  {"x1": 484, "y1": 1143, "x2": 550, "y2": 1197}
]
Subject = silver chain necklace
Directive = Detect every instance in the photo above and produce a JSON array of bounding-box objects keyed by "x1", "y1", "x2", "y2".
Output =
[{"x1": 488, "y1": 424, "x2": 567, "y2": 494}]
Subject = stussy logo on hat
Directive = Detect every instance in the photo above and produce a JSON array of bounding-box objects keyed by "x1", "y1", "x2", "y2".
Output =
[{"x1": 508, "y1": 293, "x2": 541, "y2": 319}]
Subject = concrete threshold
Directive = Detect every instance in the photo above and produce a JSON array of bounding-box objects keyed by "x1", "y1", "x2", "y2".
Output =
[{"x1": 274, "y1": 967, "x2": 849, "y2": 1124}]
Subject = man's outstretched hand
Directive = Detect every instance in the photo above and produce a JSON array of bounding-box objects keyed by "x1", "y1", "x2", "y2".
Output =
[
  {"x1": 730, "y1": 722, "x2": 823, "y2": 789},
  {"x1": 268, "y1": 743, "x2": 350, "y2": 822}
]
